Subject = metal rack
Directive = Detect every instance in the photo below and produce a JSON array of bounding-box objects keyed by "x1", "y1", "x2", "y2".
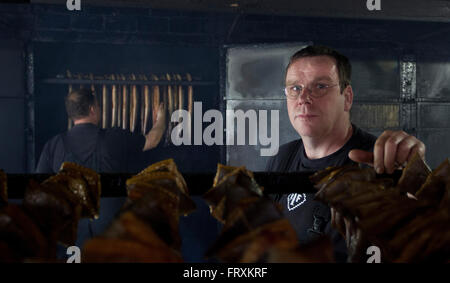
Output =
[
  {"x1": 40, "y1": 71, "x2": 217, "y2": 146},
  {"x1": 6, "y1": 171, "x2": 402, "y2": 199},
  {"x1": 42, "y1": 77, "x2": 216, "y2": 87}
]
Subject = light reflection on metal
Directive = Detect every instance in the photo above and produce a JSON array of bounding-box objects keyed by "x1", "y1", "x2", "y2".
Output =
[
  {"x1": 400, "y1": 54, "x2": 416, "y2": 101},
  {"x1": 350, "y1": 104, "x2": 399, "y2": 129},
  {"x1": 224, "y1": 43, "x2": 309, "y2": 170},
  {"x1": 400, "y1": 54, "x2": 417, "y2": 132}
]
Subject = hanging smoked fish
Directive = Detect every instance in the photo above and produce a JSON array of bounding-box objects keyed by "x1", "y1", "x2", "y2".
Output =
[
  {"x1": 89, "y1": 73, "x2": 99, "y2": 125},
  {"x1": 172, "y1": 74, "x2": 178, "y2": 116},
  {"x1": 117, "y1": 74, "x2": 122, "y2": 128},
  {"x1": 115, "y1": 75, "x2": 120, "y2": 128},
  {"x1": 111, "y1": 74, "x2": 118, "y2": 128},
  {"x1": 89, "y1": 73, "x2": 96, "y2": 96},
  {"x1": 130, "y1": 74, "x2": 138, "y2": 133},
  {"x1": 121, "y1": 74, "x2": 128, "y2": 130},
  {"x1": 117, "y1": 74, "x2": 123, "y2": 129},
  {"x1": 176, "y1": 74, "x2": 184, "y2": 113},
  {"x1": 101, "y1": 76, "x2": 108, "y2": 129},
  {"x1": 151, "y1": 74, "x2": 160, "y2": 129},
  {"x1": 140, "y1": 75, "x2": 149, "y2": 134},
  {"x1": 186, "y1": 73, "x2": 193, "y2": 120},
  {"x1": 176, "y1": 74, "x2": 184, "y2": 138}
]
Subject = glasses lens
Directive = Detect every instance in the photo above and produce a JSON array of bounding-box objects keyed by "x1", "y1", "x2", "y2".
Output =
[
  {"x1": 285, "y1": 86, "x2": 300, "y2": 99},
  {"x1": 286, "y1": 83, "x2": 338, "y2": 99},
  {"x1": 310, "y1": 84, "x2": 333, "y2": 98}
]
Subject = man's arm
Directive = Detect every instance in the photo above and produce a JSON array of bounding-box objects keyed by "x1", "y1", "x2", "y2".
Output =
[
  {"x1": 143, "y1": 103, "x2": 166, "y2": 151},
  {"x1": 349, "y1": 130, "x2": 426, "y2": 174}
]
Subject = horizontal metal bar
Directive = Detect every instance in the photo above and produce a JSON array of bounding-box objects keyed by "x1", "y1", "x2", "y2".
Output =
[
  {"x1": 223, "y1": 98, "x2": 285, "y2": 101},
  {"x1": 353, "y1": 100, "x2": 402, "y2": 104},
  {"x1": 223, "y1": 98, "x2": 405, "y2": 103},
  {"x1": 41, "y1": 78, "x2": 216, "y2": 86},
  {"x1": 6, "y1": 170, "x2": 402, "y2": 199},
  {"x1": 223, "y1": 98, "x2": 450, "y2": 103},
  {"x1": 0, "y1": 96, "x2": 26, "y2": 100},
  {"x1": 416, "y1": 99, "x2": 450, "y2": 103},
  {"x1": 416, "y1": 127, "x2": 450, "y2": 131}
]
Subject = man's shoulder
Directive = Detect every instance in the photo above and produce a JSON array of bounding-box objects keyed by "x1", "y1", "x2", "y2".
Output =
[
  {"x1": 43, "y1": 133, "x2": 65, "y2": 149},
  {"x1": 36, "y1": 133, "x2": 65, "y2": 173}
]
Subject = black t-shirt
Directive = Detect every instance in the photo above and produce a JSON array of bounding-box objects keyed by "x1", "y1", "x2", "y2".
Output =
[
  {"x1": 265, "y1": 124, "x2": 377, "y2": 262},
  {"x1": 36, "y1": 123, "x2": 146, "y2": 173}
]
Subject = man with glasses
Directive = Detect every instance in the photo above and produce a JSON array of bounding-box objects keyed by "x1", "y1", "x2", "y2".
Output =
[{"x1": 266, "y1": 45, "x2": 425, "y2": 262}]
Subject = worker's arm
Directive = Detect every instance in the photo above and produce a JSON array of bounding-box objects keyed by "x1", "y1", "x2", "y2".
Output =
[{"x1": 143, "y1": 103, "x2": 166, "y2": 151}]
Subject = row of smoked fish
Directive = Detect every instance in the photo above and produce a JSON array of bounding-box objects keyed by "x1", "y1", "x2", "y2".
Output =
[
  {"x1": 312, "y1": 152, "x2": 450, "y2": 262},
  {"x1": 82, "y1": 159, "x2": 196, "y2": 262},
  {"x1": 0, "y1": 159, "x2": 196, "y2": 262},
  {"x1": 0, "y1": 162, "x2": 101, "y2": 262},
  {"x1": 202, "y1": 164, "x2": 334, "y2": 262},
  {"x1": 0, "y1": 159, "x2": 329, "y2": 263},
  {"x1": 66, "y1": 71, "x2": 194, "y2": 145},
  {"x1": 1, "y1": 154, "x2": 449, "y2": 262}
]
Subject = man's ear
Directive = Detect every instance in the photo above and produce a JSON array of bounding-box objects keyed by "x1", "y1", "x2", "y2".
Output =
[{"x1": 343, "y1": 85, "x2": 353, "y2": 112}]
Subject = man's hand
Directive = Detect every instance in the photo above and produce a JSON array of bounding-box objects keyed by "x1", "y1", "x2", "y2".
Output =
[
  {"x1": 143, "y1": 103, "x2": 166, "y2": 151},
  {"x1": 331, "y1": 208, "x2": 370, "y2": 262},
  {"x1": 154, "y1": 102, "x2": 166, "y2": 127},
  {"x1": 348, "y1": 130, "x2": 425, "y2": 174}
]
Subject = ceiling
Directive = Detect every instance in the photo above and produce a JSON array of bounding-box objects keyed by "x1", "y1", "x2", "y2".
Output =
[{"x1": 32, "y1": 0, "x2": 450, "y2": 22}]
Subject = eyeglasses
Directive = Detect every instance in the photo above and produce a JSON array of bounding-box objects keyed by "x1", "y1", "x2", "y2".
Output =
[{"x1": 284, "y1": 83, "x2": 339, "y2": 99}]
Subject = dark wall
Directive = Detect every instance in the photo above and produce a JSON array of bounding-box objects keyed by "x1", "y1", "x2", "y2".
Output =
[
  {"x1": 0, "y1": 40, "x2": 27, "y2": 173},
  {"x1": 1, "y1": 3, "x2": 450, "y2": 172}
]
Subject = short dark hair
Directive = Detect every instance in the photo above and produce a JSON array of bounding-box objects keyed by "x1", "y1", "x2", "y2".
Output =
[
  {"x1": 65, "y1": 88, "x2": 97, "y2": 120},
  {"x1": 286, "y1": 45, "x2": 351, "y2": 93}
]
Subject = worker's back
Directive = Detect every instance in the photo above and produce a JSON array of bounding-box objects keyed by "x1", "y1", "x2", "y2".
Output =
[{"x1": 36, "y1": 123, "x2": 145, "y2": 174}]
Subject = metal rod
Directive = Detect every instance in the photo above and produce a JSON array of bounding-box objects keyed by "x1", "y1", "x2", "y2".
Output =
[
  {"x1": 25, "y1": 43, "x2": 36, "y2": 174},
  {"x1": 5, "y1": 171, "x2": 403, "y2": 199},
  {"x1": 42, "y1": 78, "x2": 215, "y2": 86}
]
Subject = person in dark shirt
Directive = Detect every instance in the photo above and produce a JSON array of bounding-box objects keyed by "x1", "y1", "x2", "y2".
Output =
[
  {"x1": 266, "y1": 45, "x2": 426, "y2": 262},
  {"x1": 34, "y1": 88, "x2": 167, "y2": 256},
  {"x1": 36, "y1": 88, "x2": 166, "y2": 173}
]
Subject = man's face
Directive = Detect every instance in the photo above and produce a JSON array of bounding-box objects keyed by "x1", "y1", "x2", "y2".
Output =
[{"x1": 285, "y1": 55, "x2": 352, "y2": 139}]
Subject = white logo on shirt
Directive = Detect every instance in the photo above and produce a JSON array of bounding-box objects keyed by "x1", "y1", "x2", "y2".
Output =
[{"x1": 287, "y1": 193, "x2": 307, "y2": 211}]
